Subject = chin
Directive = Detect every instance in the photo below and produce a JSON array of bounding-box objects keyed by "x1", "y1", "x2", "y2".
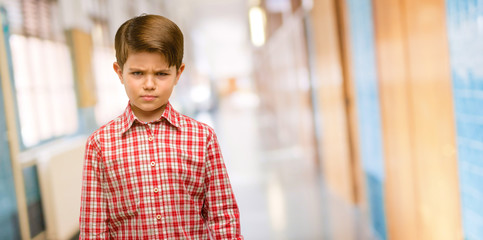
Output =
[
  {"x1": 133, "y1": 102, "x2": 161, "y2": 110},
  {"x1": 145, "y1": 103, "x2": 166, "y2": 110}
]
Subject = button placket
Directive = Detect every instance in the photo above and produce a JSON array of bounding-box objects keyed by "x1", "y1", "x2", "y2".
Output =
[{"x1": 145, "y1": 124, "x2": 154, "y2": 142}]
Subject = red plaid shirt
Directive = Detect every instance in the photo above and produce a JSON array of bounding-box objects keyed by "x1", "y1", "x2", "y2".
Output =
[{"x1": 79, "y1": 102, "x2": 242, "y2": 239}]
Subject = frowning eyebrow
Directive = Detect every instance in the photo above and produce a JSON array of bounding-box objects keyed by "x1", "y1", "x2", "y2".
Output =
[{"x1": 127, "y1": 67, "x2": 171, "y2": 72}]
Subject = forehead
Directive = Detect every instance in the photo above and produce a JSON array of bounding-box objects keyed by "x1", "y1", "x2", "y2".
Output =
[{"x1": 124, "y1": 51, "x2": 170, "y2": 67}]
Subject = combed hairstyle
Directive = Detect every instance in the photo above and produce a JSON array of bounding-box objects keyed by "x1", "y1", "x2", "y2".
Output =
[{"x1": 114, "y1": 14, "x2": 184, "y2": 70}]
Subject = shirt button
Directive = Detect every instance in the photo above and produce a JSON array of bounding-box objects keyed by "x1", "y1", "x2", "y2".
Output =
[
  {"x1": 156, "y1": 215, "x2": 162, "y2": 220},
  {"x1": 148, "y1": 136, "x2": 153, "y2": 141},
  {"x1": 154, "y1": 188, "x2": 158, "y2": 193},
  {"x1": 150, "y1": 161, "x2": 156, "y2": 166}
]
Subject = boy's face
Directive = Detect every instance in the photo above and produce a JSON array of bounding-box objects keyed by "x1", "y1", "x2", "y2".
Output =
[{"x1": 113, "y1": 51, "x2": 185, "y2": 122}]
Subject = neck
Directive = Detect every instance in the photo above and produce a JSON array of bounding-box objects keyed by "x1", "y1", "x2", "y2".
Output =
[{"x1": 131, "y1": 103, "x2": 167, "y2": 123}]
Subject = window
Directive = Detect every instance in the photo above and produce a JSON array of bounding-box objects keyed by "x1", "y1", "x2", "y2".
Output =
[
  {"x1": 7, "y1": 0, "x2": 78, "y2": 148},
  {"x1": 10, "y1": 35, "x2": 78, "y2": 148}
]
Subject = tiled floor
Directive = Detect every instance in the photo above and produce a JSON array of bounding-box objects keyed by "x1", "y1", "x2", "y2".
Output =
[{"x1": 214, "y1": 92, "x2": 376, "y2": 240}]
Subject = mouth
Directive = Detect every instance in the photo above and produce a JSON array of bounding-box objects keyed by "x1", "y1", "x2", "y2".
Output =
[{"x1": 141, "y1": 95, "x2": 157, "y2": 101}]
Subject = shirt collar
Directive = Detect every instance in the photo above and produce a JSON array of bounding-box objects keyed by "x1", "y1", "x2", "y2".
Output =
[
  {"x1": 161, "y1": 102, "x2": 180, "y2": 129},
  {"x1": 120, "y1": 101, "x2": 180, "y2": 134}
]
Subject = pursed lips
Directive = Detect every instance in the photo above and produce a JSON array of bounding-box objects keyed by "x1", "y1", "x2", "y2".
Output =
[{"x1": 141, "y1": 95, "x2": 157, "y2": 101}]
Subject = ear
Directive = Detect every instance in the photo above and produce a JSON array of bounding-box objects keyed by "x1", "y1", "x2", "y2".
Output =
[
  {"x1": 175, "y1": 63, "x2": 185, "y2": 85},
  {"x1": 113, "y1": 62, "x2": 123, "y2": 84}
]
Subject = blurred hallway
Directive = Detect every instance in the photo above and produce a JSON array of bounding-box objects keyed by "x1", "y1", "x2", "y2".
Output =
[{"x1": 1, "y1": 0, "x2": 483, "y2": 239}]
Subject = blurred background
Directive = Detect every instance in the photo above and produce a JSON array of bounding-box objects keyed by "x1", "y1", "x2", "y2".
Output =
[{"x1": 0, "y1": 0, "x2": 481, "y2": 239}]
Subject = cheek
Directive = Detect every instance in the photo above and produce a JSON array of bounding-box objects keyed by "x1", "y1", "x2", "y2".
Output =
[
  {"x1": 163, "y1": 82, "x2": 177, "y2": 93},
  {"x1": 123, "y1": 81, "x2": 138, "y2": 94}
]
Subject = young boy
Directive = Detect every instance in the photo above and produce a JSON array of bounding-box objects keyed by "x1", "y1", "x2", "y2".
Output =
[{"x1": 79, "y1": 14, "x2": 243, "y2": 239}]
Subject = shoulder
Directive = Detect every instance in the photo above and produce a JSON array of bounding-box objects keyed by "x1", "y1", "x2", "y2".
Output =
[
  {"x1": 176, "y1": 111, "x2": 217, "y2": 138},
  {"x1": 86, "y1": 115, "x2": 124, "y2": 148}
]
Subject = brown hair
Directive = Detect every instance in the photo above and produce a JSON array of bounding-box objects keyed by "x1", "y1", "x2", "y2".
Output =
[{"x1": 114, "y1": 14, "x2": 184, "y2": 70}]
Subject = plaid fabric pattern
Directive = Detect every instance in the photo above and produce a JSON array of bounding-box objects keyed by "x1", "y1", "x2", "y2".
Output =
[{"x1": 79, "y1": 102, "x2": 242, "y2": 239}]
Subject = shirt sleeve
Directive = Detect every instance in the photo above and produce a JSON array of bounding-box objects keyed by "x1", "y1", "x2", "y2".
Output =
[
  {"x1": 79, "y1": 136, "x2": 110, "y2": 239},
  {"x1": 203, "y1": 131, "x2": 243, "y2": 240}
]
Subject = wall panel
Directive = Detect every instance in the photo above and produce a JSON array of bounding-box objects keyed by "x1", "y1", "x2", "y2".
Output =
[
  {"x1": 446, "y1": 1, "x2": 483, "y2": 239},
  {"x1": 0, "y1": 7, "x2": 30, "y2": 239},
  {"x1": 0, "y1": 35, "x2": 21, "y2": 239},
  {"x1": 372, "y1": 0, "x2": 419, "y2": 238},
  {"x1": 345, "y1": 0, "x2": 387, "y2": 238},
  {"x1": 403, "y1": 0, "x2": 461, "y2": 239},
  {"x1": 310, "y1": 0, "x2": 355, "y2": 204},
  {"x1": 373, "y1": 0, "x2": 462, "y2": 239},
  {"x1": 335, "y1": 0, "x2": 366, "y2": 208}
]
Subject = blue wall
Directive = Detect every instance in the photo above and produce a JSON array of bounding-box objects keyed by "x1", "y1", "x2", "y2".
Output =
[
  {"x1": 0, "y1": 71, "x2": 21, "y2": 240},
  {"x1": 346, "y1": 0, "x2": 387, "y2": 239},
  {"x1": 0, "y1": 8, "x2": 20, "y2": 239},
  {"x1": 1, "y1": 7, "x2": 46, "y2": 238},
  {"x1": 447, "y1": 1, "x2": 483, "y2": 239}
]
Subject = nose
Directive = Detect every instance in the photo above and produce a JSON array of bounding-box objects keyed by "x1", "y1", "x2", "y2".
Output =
[{"x1": 143, "y1": 75, "x2": 156, "y2": 90}]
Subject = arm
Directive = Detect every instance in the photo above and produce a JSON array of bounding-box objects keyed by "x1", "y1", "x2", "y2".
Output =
[
  {"x1": 79, "y1": 137, "x2": 110, "y2": 239},
  {"x1": 203, "y1": 132, "x2": 243, "y2": 240}
]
